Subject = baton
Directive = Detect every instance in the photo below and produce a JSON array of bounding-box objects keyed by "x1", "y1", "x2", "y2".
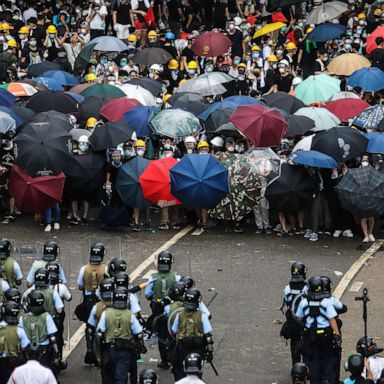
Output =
[{"x1": 209, "y1": 359, "x2": 219, "y2": 376}]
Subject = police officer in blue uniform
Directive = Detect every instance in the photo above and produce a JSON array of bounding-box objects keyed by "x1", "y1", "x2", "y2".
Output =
[{"x1": 295, "y1": 276, "x2": 341, "y2": 384}]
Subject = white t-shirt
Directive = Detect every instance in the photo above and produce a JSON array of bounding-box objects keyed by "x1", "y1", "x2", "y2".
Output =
[
  {"x1": 89, "y1": 5, "x2": 108, "y2": 30},
  {"x1": 7, "y1": 360, "x2": 57, "y2": 384}
]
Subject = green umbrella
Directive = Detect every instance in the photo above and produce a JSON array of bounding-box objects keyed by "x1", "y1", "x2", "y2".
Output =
[
  {"x1": 80, "y1": 83, "x2": 125, "y2": 99},
  {"x1": 149, "y1": 109, "x2": 202, "y2": 140},
  {"x1": 295, "y1": 74, "x2": 341, "y2": 104},
  {"x1": 74, "y1": 43, "x2": 97, "y2": 75}
]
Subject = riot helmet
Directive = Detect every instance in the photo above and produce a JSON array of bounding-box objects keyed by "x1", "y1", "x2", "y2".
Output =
[
  {"x1": 100, "y1": 278, "x2": 115, "y2": 301},
  {"x1": 184, "y1": 288, "x2": 201, "y2": 311},
  {"x1": 42, "y1": 241, "x2": 59, "y2": 262},
  {"x1": 184, "y1": 353, "x2": 202, "y2": 374},
  {"x1": 139, "y1": 368, "x2": 158, "y2": 384},
  {"x1": 46, "y1": 262, "x2": 60, "y2": 285},
  {"x1": 346, "y1": 354, "x2": 364, "y2": 376},
  {"x1": 356, "y1": 336, "x2": 383, "y2": 357},
  {"x1": 113, "y1": 272, "x2": 129, "y2": 288},
  {"x1": 112, "y1": 287, "x2": 128, "y2": 309},
  {"x1": 4, "y1": 287, "x2": 21, "y2": 304},
  {"x1": 108, "y1": 258, "x2": 127, "y2": 277},
  {"x1": 1, "y1": 300, "x2": 19, "y2": 324},
  {"x1": 157, "y1": 250, "x2": 173, "y2": 272},
  {"x1": 89, "y1": 243, "x2": 106, "y2": 264},
  {"x1": 290, "y1": 262, "x2": 306, "y2": 283},
  {"x1": 34, "y1": 268, "x2": 49, "y2": 289},
  {"x1": 291, "y1": 362, "x2": 309, "y2": 383},
  {"x1": 320, "y1": 276, "x2": 332, "y2": 298},
  {"x1": 27, "y1": 290, "x2": 45, "y2": 315},
  {"x1": 168, "y1": 281, "x2": 186, "y2": 302},
  {"x1": 0, "y1": 238, "x2": 11, "y2": 260},
  {"x1": 180, "y1": 275, "x2": 194, "y2": 290},
  {"x1": 307, "y1": 276, "x2": 324, "y2": 301}
]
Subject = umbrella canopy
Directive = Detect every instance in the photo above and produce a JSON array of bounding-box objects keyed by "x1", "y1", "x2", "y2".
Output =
[
  {"x1": 170, "y1": 154, "x2": 229, "y2": 209},
  {"x1": 266, "y1": 163, "x2": 316, "y2": 214},
  {"x1": 191, "y1": 32, "x2": 232, "y2": 57},
  {"x1": 307, "y1": 23, "x2": 346, "y2": 42},
  {"x1": 168, "y1": 92, "x2": 209, "y2": 115},
  {"x1": 132, "y1": 47, "x2": 173, "y2": 65},
  {"x1": 80, "y1": 84, "x2": 125, "y2": 99},
  {"x1": 327, "y1": 53, "x2": 371, "y2": 76},
  {"x1": 9, "y1": 165, "x2": 65, "y2": 214},
  {"x1": 65, "y1": 91, "x2": 84, "y2": 104},
  {"x1": 311, "y1": 126, "x2": 368, "y2": 163},
  {"x1": 149, "y1": 109, "x2": 202, "y2": 140},
  {"x1": 294, "y1": 107, "x2": 340, "y2": 132},
  {"x1": 115, "y1": 157, "x2": 151, "y2": 209},
  {"x1": 119, "y1": 84, "x2": 157, "y2": 106},
  {"x1": 253, "y1": 22, "x2": 286, "y2": 38},
  {"x1": 0, "y1": 88, "x2": 16, "y2": 107},
  {"x1": 27, "y1": 91, "x2": 78, "y2": 114},
  {"x1": 70, "y1": 128, "x2": 92, "y2": 142},
  {"x1": 366, "y1": 26, "x2": 384, "y2": 55},
  {"x1": 126, "y1": 78, "x2": 162, "y2": 97},
  {"x1": 325, "y1": 98, "x2": 370, "y2": 121},
  {"x1": 14, "y1": 121, "x2": 72, "y2": 177},
  {"x1": 27, "y1": 61, "x2": 62, "y2": 77},
  {"x1": 89, "y1": 121, "x2": 135, "y2": 151},
  {"x1": 123, "y1": 106, "x2": 158, "y2": 137},
  {"x1": 289, "y1": 150, "x2": 338, "y2": 169},
  {"x1": 306, "y1": 1, "x2": 347, "y2": 24},
  {"x1": 215, "y1": 122, "x2": 244, "y2": 137},
  {"x1": 230, "y1": 104, "x2": 287, "y2": 147},
  {"x1": 63, "y1": 152, "x2": 105, "y2": 200},
  {"x1": 263, "y1": 92, "x2": 305, "y2": 114},
  {"x1": 100, "y1": 97, "x2": 141, "y2": 122},
  {"x1": 10, "y1": 105, "x2": 35, "y2": 129},
  {"x1": 0, "y1": 111, "x2": 16, "y2": 134},
  {"x1": 0, "y1": 107, "x2": 22, "y2": 128},
  {"x1": 347, "y1": 67, "x2": 384, "y2": 92},
  {"x1": 78, "y1": 96, "x2": 105, "y2": 124},
  {"x1": 353, "y1": 105, "x2": 384, "y2": 130},
  {"x1": 284, "y1": 115, "x2": 315, "y2": 137},
  {"x1": 33, "y1": 77, "x2": 64, "y2": 91},
  {"x1": 336, "y1": 166, "x2": 384, "y2": 216},
  {"x1": 1, "y1": 82, "x2": 37, "y2": 97},
  {"x1": 266, "y1": 0, "x2": 302, "y2": 11},
  {"x1": 140, "y1": 157, "x2": 181, "y2": 207},
  {"x1": 89, "y1": 36, "x2": 128, "y2": 52},
  {"x1": 295, "y1": 74, "x2": 341, "y2": 104},
  {"x1": 17, "y1": 79, "x2": 48, "y2": 93},
  {"x1": 31, "y1": 111, "x2": 72, "y2": 132},
  {"x1": 292, "y1": 134, "x2": 315, "y2": 152},
  {"x1": 328, "y1": 91, "x2": 361, "y2": 102},
  {"x1": 74, "y1": 43, "x2": 97, "y2": 74},
  {"x1": 43, "y1": 70, "x2": 79, "y2": 86},
  {"x1": 70, "y1": 83, "x2": 91, "y2": 94},
  {"x1": 205, "y1": 108, "x2": 234, "y2": 133},
  {"x1": 365, "y1": 132, "x2": 384, "y2": 154}
]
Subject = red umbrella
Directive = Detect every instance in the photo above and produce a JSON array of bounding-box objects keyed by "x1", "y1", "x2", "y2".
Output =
[
  {"x1": 139, "y1": 158, "x2": 181, "y2": 207},
  {"x1": 325, "y1": 98, "x2": 370, "y2": 121},
  {"x1": 191, "y1": 32, "x2": 232, "y2": 57},
  {"x1": 230, "y1": 104, "x2": 288, "y2": 147},
  {"x1": 366, "y1": 26, "x2": 384, "y2": 54},
  {"x1": 100, "y1": 97, "x2": 141, "y2": 121},
  {"x1": 272, "y1": 12, "x2": 287, "y2": 23},
  {"x1": 9, "y1": 165, "x2": 65, "y2": 214}
]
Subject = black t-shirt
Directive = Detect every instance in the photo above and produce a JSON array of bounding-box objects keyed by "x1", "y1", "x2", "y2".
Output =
[
  {"x1": 181, "y1": 46, "x2": 195, "y2": 62},
  {"x1": 113, "y1": 2, "x2": 131, "y2": 25},
  {"x1": 277, "y1": 73, "x2": 293, "y2": 93},
  {"x1": 106, "y1": 162, "x2": 121, "y2": 184},
  {"x1": 369, "y1": 47, "x2": 384, "y2": 71},
  {"x1": 167, "y1": 0, "x2": 182, "y2": 21},
  {"x1": 163, "y1": 44, "x2": 178, "y2": 58},
  {"x1": 228, "y1": 30, "x2": 243, "y2": 58},
  {"x1": 0, "y1": 145, "x2": 15, "y2": 170}
]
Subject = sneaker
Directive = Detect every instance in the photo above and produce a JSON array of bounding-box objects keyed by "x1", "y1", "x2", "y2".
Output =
[
  {"x1": 233, "y1": 226, "x2": 244, "y2": 233},
  {"x1": 333, "y1": 230, "x2": 342, "y2": 238},
  {"x1": 132, "y1": 224, "x2": 141, "y2": 232},
  {"x1": 362, "y1": 236, "x2": 369, "y2": 243},
  {"x1": 369, "y1": 234, "x2": 375, "y2": 242},
  {"x1": 324, "y1": 231, "x2": 331, "y2": 236},
  {"x1": 304, "y1": 229, "x2": 312, "y2": 238},
  {"x1": 7, "y1": 214, "x2": 15, "y2": 222},
  {"x1": 1, "y1": 217, "x2": 10, "y2": 224},
  {"x1": 158, "y1": 222, "x2": 169, "y2": 230},
  {"x1": 81, "y1": 218, "x2": 88, "y2": 226},
  {"x1": 14, "y1": 207, "x2": 21, "y2": 215},
  {"x1": 44, "y1": 224, "x2": 52, "y2": 232},
  {"x1": 342, "y1": 229, "x2": 354, "y2": 238},
  {"x1": 172, "y1": 222, "x2": 181, "y2": 230},
  {"x1": 70, "y1": 217, "x2": 79, "y2": 225},
  {"x1": 288, "y1": 229, "x2": 295, "y2": 236},
  {"x1": 255, "y1": 228, "x2": 263, "y2": 235},
  {"x1": 53, "y1": 222, "x2": 60, "y2": 230},
  {"x1": 144, "y1": 222, "x2": 151, "y2": 231},
  {"x1": 273, "y1": 224, "x2": 282, "y2": 232},
  {"x1": 265, "y1": 228, "x2": 273, "y2": 235},
  {"x1": 309, "y1": 232, "x2": 318, "y2": 242},
  {"x1": 277, "y1": 230, "x2": 288, "y2": 237}
]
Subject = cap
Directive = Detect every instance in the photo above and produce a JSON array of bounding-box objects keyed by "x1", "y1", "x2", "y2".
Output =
[
  {"x1": 225, "y1": 136, "x2": 235, "y2": 144},
  {"x1": 163, "y1": 93, "x2": 172, "y2": 103},
  {"x1": 7, "y1": 39, "x2": 17, "y2": 48},
  {"x1": 306, "y1": 27, "x2": 314, "y2": 33},
  {"x1": 86, "y1": 117, "x2": 97, "y2": 128}
]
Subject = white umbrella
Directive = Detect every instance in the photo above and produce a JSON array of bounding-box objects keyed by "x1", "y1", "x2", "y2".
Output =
[
  {"x1": 294, "y1": 107, "x2": 340, "y2": 132},
  {"x1": 292, "y1": 134, "x2": 316, "y2": 153},
  {"x1": 0, "y1": 111, "x2": 16, "y2": 134},
  {"x1": 306, "y1": 1, "x2": 348, "y2": 24},
  {"x1": 328, "y1": 91, "x2": 361, "y2": 102},
  {"x1": 119, "y1": 84, "x2": 157, "y2": 106},
  {"x1": 88, "y1": 36, "x2": 128, "y2": 52}
]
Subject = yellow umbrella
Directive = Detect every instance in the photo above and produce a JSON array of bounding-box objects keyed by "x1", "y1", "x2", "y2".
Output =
[
  {"x1": 327, "y1": 53, "x2": 371, "y2": 76},
  {"x1": 253, "y1": 22, "x2": 286, "y2": 39}
]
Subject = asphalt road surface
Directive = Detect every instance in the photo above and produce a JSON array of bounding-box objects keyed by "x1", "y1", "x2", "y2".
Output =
[{"x1": 2, "y1": 215, "x2": 364, "y2": 383}]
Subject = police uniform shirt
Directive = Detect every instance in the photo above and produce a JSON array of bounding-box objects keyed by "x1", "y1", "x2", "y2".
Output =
[
  {"x1": 144, "y1": 274, "x2": 181, "y2": 297},
  {"x1": 50, "y1": 283, "x2": 72, "y2": 302},
  {"x1": 0, "y1": 320, "x2": 30, "y2": 355},
  {"x1": 27, "y1": 267, "x2": 67, "y2": 285},
  {"x1": 97, "y1": 310, "x2": 143, "y2": 338},
  {"x1": 1, "y1": 279, "x2": 10, "y2": 292},
  {"x1": 3, "y1": 261, "x2": 23, "y2": 282},
  {"x1": 283, "y1": 284, "x2": 308, "y2": 305},
  {"x1": 19, "y1": 313, "x2": 57, "y2": 345},
  {"x1": 77, "y1": 265, "x2": 109, "y2": 296},
  {"x1": 171, "y1": 312, "x2": 212, "y2": 334},
  {"x1": 87, "y1": 304, "x2": 100, "y2": 328},
  {"x1": 328, "y1": 296, "x2": 344, "y2": 312},
  {"x1": 21, "y1": 286, "x2": 64, "y2": 311},
  {"x1": 295, "y1": 297, "x2": 338, "y2": 329},
  {"x1": 164, "y1": 302, "x2": 210, "y2": 318}
]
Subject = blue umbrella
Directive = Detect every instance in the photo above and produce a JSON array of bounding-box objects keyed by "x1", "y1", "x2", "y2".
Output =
[
  {"x1": 0, "y1": 88, "x2": 16, "y2": 107},
  {"x1": 353, "y1": 105, "x2": 384, "y2": 129},
  {"x1": 65, "y1": 92, "x2": 84, "y2": 104},
  {"x1": 33, "y1": 76, "x2": 64, "y2": 91},
  {"x1": 289, "y1": 150, "x2": 338, "y2": 169},
  {"x1": 170, "y1": 154, "x2": 229, "y2": 209},
  {"x1": 123, "y1": 105, "x2": 158, "y2": 137},
  {"x1": 307, "y1": 23, "x2": 346, "y2": 42},
  {"x1": 43, "y1": 70, "x2": 79, "y2": 86},
  {"x1": 365, "y1": 132, "x2": 384, "y2": 154},
  {"x1": 0, "y1": 106, "x2": 23, "y2": 128},
  {"x1": 347, "y1": 67, "x2": 384, "y2": 92},
  {"x1": 224, "y1": 95, "x2": 261, "y2": 105}
]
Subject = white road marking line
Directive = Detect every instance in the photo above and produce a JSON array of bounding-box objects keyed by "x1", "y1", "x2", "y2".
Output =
[
  {"x1": 62, "y1": 225, "x2": 193, "y2": 360},
  {"x1": 142, "y1": 269, "x2": 157, "y2": 280},
  {"x1": 349, "y1": 281, "x2": 364, "y2": 292}
]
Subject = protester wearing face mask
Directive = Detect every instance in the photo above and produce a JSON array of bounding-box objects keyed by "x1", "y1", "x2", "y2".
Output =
[
  {"x1": 183, "y1": 136, "x2": 197, "y2": 155},
  {"x1": 235, "y1": 62, "x2": 249, "y2": 95},
  {"x1": 297, "y1": 27, "x2": 318, "y2": 79},
  {"x1": 314, "y1": 50, "x2": 327, "y2": 74},
  {"x1": 62, "y1": 32, "x2": 85, "y2": 70},
  {"x1": 186, "y1": 60, "x2": 198, "y2": 78},
  {"x1": 165, "y1": 59, "x2": 182, "y2": 92},
  {"x1": 276, "y1": 59, "x2": 293, "y2": 93},
  {"x1": 366, "y1": 9, "x2": 382, "y2": 34},
  {"x1": 17, "y1": 26, "x2": 29, "y2": 50},
  {"x1": 262, "y1": 55, "x2": 278, "y2": 95},
  {"x1": 104, "y1": 148, "x2": 124, "y2": 207},
  {"x1": 210, "y1": 136, "x2": 224, "y2": 157},
  {"x1": 227, "y1": 19, "x2": 243, "y2": 58},
  {"x1": 204, "y1": 59, "x2": 215, "y2": 73},
  {"x1": 43, "y1": 25, "x2": 65, "y2": 61},
  {"x1": 96, "y1": 55, "x2": 108, "y2": 77},
  {"x1": 262, "y1": 38, "x2": 274, "y2": 69}
]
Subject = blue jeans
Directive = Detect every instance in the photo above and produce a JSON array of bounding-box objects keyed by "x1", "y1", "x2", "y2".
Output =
[{"x1": 44, "y1": 203, "x2": 61, "y2": 225}]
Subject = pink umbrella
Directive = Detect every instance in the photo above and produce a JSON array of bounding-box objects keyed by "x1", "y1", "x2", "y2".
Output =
[
  {"x1": 191, "y1": 32, "x2": 232, "y2": 57},
  {"x1": 325, "y1": 98, "x2": 370, "y2": 121}
]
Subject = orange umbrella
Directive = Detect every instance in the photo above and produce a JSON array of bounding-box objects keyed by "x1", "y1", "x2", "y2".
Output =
[{"x1": 1, "y1": 82, "x2": 37, "y2": 97}]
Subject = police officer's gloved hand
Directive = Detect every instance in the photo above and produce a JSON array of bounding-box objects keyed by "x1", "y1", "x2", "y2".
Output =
[
  {"x1": 160, "y1": 297, "x2": 171, "y2": 308},
  {"x1": 135, "y1": 334, "x2": 147, "y2": 354},
  {"x1": 334, "y1": 334, "x2": 342, "y2": 349},
  {"x1": 205, "y1": 350, "x2": 213, "y2": 362}
]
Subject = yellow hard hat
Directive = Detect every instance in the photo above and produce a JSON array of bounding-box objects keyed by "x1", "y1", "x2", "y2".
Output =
[
  {"x1": 0, "y1": 23, "x2": 13, "y2": 31},
  {"x1": 7, "y1": 39, "x2": 17, "y2": 48},
  {"x1": 374, "y1": 8, "x2": 382, "y2": 16},
  {"x1": 251, "y1": 45, "x2": 261, "y2": 51},
  {"x1": 357, "y1": 12, "x2": 366, "y2": 19},
  {"x1": 306, "y1": 27, "x2": 313, "y2": 34},
  {"x1": 197, "y1": 140, "x2": 209, "y2": 149},
  {"x1": 163, "y1": 93, "x2": 172, "y2": 102},
  {"x1": 128, "y1": 34, "x2": 137, "y2": 43},
  {"x1": 47, "y1": 25, "x2": 57, "y2": 34},
  {"x1": 168, "y1": 59, "x2": 179, "y2": 70},
  {"x1": 18, "y1": 26, "x2": 29, "y2": 34},
  {"x1": 148, "y1": 30, "x2": 157, "y2": 37},
  {"x1": 86, "y1": 117, "x2": 97, "y2": 127},
  {"x1": 187, "y1": 61, "x2": 198, "y2": 70},
  {"x1": 238, "y1": 63, "x2": 247, "y2": 69},
  {"x1": 179, "y1": 79, "x2": 186, "y2": 85},
  {"x1": 267, "y1": 55, "x2": 278, "y2": 62},
  {"x1": 134, "y1": 139, "x2": 146, "y2": 147},
  {"x1": 86, "y1": 73, "x2": 97, "y2": 81},
  {"x1": 286, "y1": 42, "x2": 297, "y2": 50}
]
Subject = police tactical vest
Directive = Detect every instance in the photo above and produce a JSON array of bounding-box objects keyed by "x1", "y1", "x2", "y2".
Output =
[
  {"x1": 152, "y1": 272, "x2": 176, "y2": 301},
  {"x1": 0, "y1": 323, "x2": 20, "y2": 357},
  {"x1": 0, "y1": 279, "x2": 3, "y2": 302},
  {"x1": 83, "y1": 264, "x2": 106, "y2": 292},
  {"x1": 177, "y1": 309, "x2": 203, "y2": 340},
  {"x1": 95, "y1": 300, "x2": 109, "y2": 324},
  {"x1": 0, "y1": 257, "x2": 16, "y2": 287},
  {"x1": 22, "y1": 312, "x2": 48, "y2": 345},
  {"x1": 169, "y1": 301, "x2": 183, "y2": 316},
  {"x1": 40, "y1": 287, "x2": 55, "y2": 315},
  {"x1": 105, "y1": 308, "x2": 132, "y2": 340}
]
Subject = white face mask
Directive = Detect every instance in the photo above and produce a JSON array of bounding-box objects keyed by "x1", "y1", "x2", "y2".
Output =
[
  {"x1": 272, "y1": 64, "x2": 277, "y2": 69},
  {"x1": 361, "y1": 161, "x2": 369, "y2": 167},
  {"x1": 136, "y1": 149, "x2": 145, "y2": 157},
  {"x1": 186, "y1": 148, "x2": 194, "y2": 154},
  {"x1": 164, "y1": 151, "x2": 173, "y2": 158},
  {"x1": 279, "y1": 67, "x2": 285, "y2": 73}
]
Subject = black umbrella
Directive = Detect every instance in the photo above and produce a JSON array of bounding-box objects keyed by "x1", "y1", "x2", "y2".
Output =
[
  {"x1": 78, "y1": 96, "x2": 105, "y2": 124},
  {"x1": 265, "y1": 163, "x2": 316, "y2": 214},
  {"x1": 63, "y1": 152, "x2": 105, "y2": 200},
  {"x1": 168, "y1": 92, "x2": 209, "y2": 115},
  {"x1": 284, "y1": 115, "x2": 315, "y2": 137},
  {"x1": 336, "y1": 165, "x2": 384, "y2": 216},
  {"x1": 266, "y1": 0, "x2": 302, "y2": 12},
  {"x1": 10, "y1": 105, "x2": 36, "y2": 132},
  {"x1": 27, "y1": 91, "x2": 78, "y2": 114},
  {"x1": 89, "y1": 121, "x2": 135, "y2": 151},
  {"x1": 205, "y1": 108, "x2": 234, "y2": 133},
  {"x1": 126, "y1": 78, "x2": 162, "y2": 96},
  {"x1": 133, "y1": 48, "x2": 173, "y2": 65},
  {"x1": 263, "y1": 92, "x2": 305, "y2": 114},
  {"x1": 214, "y1": 122, "x2": 243, "y2": 137},
  {"x1": 115, "y1": 157, "x2": 152, "y2": 208},
  {"x1": 27, "y1": 61, "x2": 62, "y2": 77},
  {"x1": 14, "y1": 121, "x2": 72, "y2": 177},
  {"x1": 311, "y1": 126, "x2": 368, "y2": 163},
  {"x1": 32, "y1": 111, "x2": 73, "y2": 132}
]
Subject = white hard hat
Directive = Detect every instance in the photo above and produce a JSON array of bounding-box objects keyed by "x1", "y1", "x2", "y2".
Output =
[
  {"x1": 184, "y1": 136, "x2": 196, "y2": 144},
  {"x1": 78, "y1": 135, "x2": 90, "y2": 143},
  {"x1": 234, "y1": 16, "x2": 243, "y2": 26},
  {"x1": 210, "y1": 136, "x2": 224, "y2": 147},
  {"x1": 279, "y1": 59, "x2": 290, "y2": 67},
  {"x1": 149, "y1": 63, "x2": 163, "y2": 73},
  {"x1": 292, "y1": 77, "x2": 302, "y2": 86}
]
